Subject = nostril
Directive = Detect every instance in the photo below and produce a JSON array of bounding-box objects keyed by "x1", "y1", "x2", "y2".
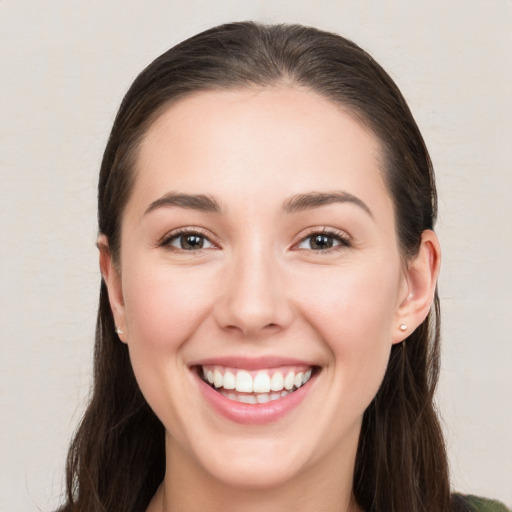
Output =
[
  {"x1": 224, "y1": 324, "x2": 245, "y2": 335},
  {"x1": 223, "y1": 322, "x2": 281, "y2": 338}
]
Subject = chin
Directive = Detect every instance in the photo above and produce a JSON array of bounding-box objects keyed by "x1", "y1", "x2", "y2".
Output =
[
  {"x1": 202, "y1": 454, "x2": 305, "y2": 491},
  {"x1": 172, "y1": 431, "x2": 311, "y2": 491}
]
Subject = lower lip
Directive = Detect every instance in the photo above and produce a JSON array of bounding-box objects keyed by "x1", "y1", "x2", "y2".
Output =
[{"x1": 193, "y1": 370, "x2": 317, "y2": 425}]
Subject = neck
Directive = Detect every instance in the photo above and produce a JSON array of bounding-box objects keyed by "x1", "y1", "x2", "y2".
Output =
[{"x1": 147, "y1": 431, "x2": 362, "y2": 512}]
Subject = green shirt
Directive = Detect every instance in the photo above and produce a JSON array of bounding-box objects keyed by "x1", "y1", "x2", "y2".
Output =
[{"x1": 460, "y1": 495, "x2": 511, "y2": 512}]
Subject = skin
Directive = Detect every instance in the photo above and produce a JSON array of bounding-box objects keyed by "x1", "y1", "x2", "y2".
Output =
[{"x1": 99, "y1": 87, "x2": 440, "y2": 512}]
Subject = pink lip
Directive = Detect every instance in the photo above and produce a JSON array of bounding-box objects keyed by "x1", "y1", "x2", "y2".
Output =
[
  {"x1": 191, "y1": 367, "x2": 318, "y2": 425},
  {"x1": 190, "y1": 355, "x2": 316, "y2": 371}
]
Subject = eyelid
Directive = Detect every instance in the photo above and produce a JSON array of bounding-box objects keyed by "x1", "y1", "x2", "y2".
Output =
[
  {"x1": 159, "y1": 226, "x2": 220, "y2": 251},
  {"x1": 291, "y1": 227, "x2": 352, "y2": 252},
  {"x1": 157, "y1": 225, "x2": 351, "y2": 253}
]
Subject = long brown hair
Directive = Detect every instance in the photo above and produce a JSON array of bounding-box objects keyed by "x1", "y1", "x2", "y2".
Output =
[{"x1": 60, "y1": 22, "x2": 457, "y2": 512}]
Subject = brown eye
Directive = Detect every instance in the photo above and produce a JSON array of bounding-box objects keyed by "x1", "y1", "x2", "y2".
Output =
[
  {"x1": 165, "y1": 232, "x2": 215, "y2": 251},
  {"x1": 297, "y1": 231, "x2": 350, "y2": 251},
  {"x1": 180, "y1": 234, "x2": 205, "y2": 250},
  {"x1": 310, "y1": 234, "x2": 335, "y2": 250}
]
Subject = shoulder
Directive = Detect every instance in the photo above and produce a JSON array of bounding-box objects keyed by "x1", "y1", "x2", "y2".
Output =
[{"x1": 452, "y1": 493, "x2": 511, "y2": 512}]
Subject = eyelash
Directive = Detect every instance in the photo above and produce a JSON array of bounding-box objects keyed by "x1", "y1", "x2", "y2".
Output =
[
  {"x1": 293, "y1": 228, "x2": 352, "y2": 254},
  {"x1": 159, "y1": 227, "x2": 218, "y2": 252},
  {"x1": 159, "y1": 227, "x2": 351, "y2": 253}
]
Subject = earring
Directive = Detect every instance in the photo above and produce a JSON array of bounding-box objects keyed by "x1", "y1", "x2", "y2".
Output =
[
  {"x1": 115, "y1": 326, "x2": 124, "y2": 335},
  {"x1": 399, "y1": 324, "x2": 407, "y2": 332}
]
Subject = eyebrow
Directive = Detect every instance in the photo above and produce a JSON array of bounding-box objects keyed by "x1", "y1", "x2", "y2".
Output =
[
  {"x1": 144, "y1": 192, "x2": 223, "y2": 216},
  {"x1": 282, "y1": 191, "x2": 373, "y2": 218},
  {"x1": 144, "y1": 190, "x2": 372, "y2": 218}
]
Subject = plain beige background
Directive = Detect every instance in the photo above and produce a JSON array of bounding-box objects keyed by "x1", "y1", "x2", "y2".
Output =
[{"x1": 1, "y1": 1, "x2": 511, "y2": 510}]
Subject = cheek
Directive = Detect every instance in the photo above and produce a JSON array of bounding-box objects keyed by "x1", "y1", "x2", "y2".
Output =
[
  {"x1": 118, "y1": 259, "x2": 216, "y2": 410},
  {"x1": 297, "y1": 263, "x2": 401, "y2": 402},
  {"x1": 119, "y1": 260, "x2": 219, "y2": 434},
  {"x1": 300, "y1": 261, "x2": 400, "y2": 337},
  {"x1": 122, "y1": 263, "x2": 214, "y2": 352}
]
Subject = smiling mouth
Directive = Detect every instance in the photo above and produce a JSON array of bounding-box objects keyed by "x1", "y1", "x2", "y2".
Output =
[{"x1": 194, "y1": 365, "x2": 319, "y2": 404}]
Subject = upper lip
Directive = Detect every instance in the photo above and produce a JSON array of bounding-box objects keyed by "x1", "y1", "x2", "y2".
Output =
[{"x1": 189, "y1": 356, "x2": 318, "y2": 371}]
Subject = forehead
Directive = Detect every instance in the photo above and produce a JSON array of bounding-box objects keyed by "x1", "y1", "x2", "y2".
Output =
[{"x1": 131, "y1": 87, "x2": 392, "y2": 218}]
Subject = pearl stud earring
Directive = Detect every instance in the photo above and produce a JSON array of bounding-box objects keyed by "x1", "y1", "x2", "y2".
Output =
[
  {"x1": 399, "y1": 324, "x2": 407, "y2": 332},
  {"x1": 115, "y1": 326, "x2": 124, "y2": 335}
]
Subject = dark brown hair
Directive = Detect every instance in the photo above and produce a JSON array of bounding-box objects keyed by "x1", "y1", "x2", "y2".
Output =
[{"x1": 60, "y1": 22, "x2": 457, "y2": 512}]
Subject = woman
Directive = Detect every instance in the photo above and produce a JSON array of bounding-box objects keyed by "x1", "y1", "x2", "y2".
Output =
[{"x1": 58, "y1": 22, "x2": 509, "y2": 512}]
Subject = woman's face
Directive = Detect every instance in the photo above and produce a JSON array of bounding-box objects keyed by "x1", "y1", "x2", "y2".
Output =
[{"x1": 104, "y1": 87, "x2": 428, "y2": 490}]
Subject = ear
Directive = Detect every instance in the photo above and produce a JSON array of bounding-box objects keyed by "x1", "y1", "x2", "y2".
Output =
[
  {"x1": 393, "y1": 230, "x2": 441, "y2": 344},
  {"x1": 98, "y1": 234, "x2": 127, "y2": 343}
]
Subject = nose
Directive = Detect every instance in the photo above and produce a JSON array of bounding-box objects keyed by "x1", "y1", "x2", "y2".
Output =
[{"x1": 214, "y1": 244, "x2": 293, "y2": 338}]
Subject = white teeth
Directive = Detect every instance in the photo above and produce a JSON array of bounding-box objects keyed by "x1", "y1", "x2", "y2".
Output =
[
  {"x1": 200, "y1": 366, "x2": 315, "y2": 398},
  {"x1": 270, "y1": 372, "x2": 284, "y2": 391},
  {"x1": 235, "y1": 370, "x2": 253, "y2": 393},
  {"x1": 223, "y1": 371, "x2": 235, "y2": 390},
  {"x1": 219, "y1": 390, "x2": 291, "y2": 404},
  {"x1": 253, "y1": 372, "x2": 271, "y2": 393},
  {"x1": 213, "y1": 369, "x2": 223, "y2": 388},
  {"x1": 256, "y1": 393, "x2": 270, "y2": 403},
  {"x1": 238, "y1": 394, "x2": 257, "y2": 404},
  {"x1": 284, "y1": 372, "x2": 295, "y2": 390}
]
